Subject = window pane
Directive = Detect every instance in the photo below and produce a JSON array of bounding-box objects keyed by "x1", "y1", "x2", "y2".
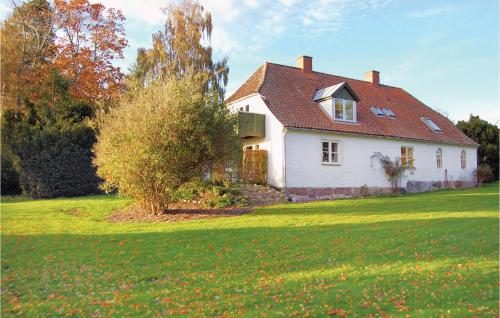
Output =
[
  {"x1": 322, "y1": 142, "x2": 329, "y2": 162},
  {"x1": 335, "y1": 100, "x2": 343, "y2": 119},
  {"x1": 344, "y1": 101, "x2": 354, "y2": 121},
  {"x1": 331, "y1": 143, "x2": 338, "y2": 162},
  {"x1": 322, "y1": 142, "x2": 329, "y2": 152},
  {"x1": 331, "y1": 152, "x2": 338, "y2": 163},
  {"x1": 401, "y1": 147, "x2": 406, "y2": 158},
  {"x1": 331, "y1": 143, "x2": 337, "y2": 153},
  {"x1": 408, "y1": 147, "x2": 414, "y2": 167},
  {"x1": 323, "y1": 151, "x2": 329, "y2": 162}
]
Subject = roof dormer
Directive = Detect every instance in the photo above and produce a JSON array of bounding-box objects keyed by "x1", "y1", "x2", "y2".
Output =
[{"x1": 313, "y1": 82, "x2": 360, "y2": 123}]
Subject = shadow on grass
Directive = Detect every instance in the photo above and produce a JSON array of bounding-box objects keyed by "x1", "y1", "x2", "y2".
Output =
[
  {"x1": 2, "y1": 216, "x2": 498, "y2": 316},
  {"x1": 255, "y1": 191, "x2": 499, "y2": 216}
]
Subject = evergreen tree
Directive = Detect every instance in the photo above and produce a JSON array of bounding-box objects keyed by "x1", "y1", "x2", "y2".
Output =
[
  {"x1": 1, "y1": 71, "x2": 100, "y2": 198},
  {"x1": 457, "y1": 115, "x2": 499, "y2": 180}
]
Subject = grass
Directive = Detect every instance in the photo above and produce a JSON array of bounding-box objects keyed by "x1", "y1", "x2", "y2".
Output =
[{"x1": 1, "y1": 184, "x2": 498, "y2": 317}]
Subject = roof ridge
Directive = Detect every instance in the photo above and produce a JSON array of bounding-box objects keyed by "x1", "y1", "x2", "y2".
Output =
[
  {"x1": 256, "y1": 62, "x2": 269, "y2": 93},
  {"x1": 265, "y1": 62, "x2": 403, "y2": 90}
]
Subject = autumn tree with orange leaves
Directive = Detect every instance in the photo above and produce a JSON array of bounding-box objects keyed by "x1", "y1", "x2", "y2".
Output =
[
  {"x1": 0, "y1": 0, "x2": 55, "y2": 112},
  {"x1": 53, "y1": 0, "x2": 127, "y2": 104},
  {"x1": 1, "y1": 0, "x2": 127, "y2": 111}
]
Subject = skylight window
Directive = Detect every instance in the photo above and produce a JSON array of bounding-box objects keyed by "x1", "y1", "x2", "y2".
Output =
[
  {"x1": 371, "y1": 106, "x2": 384, "y2": 117},
  {"x1": 382, "y1": 108, "x2": 396, "y2": 118},
  {"x1": 421, "y1": 117, "x2": 442, "y2": 132}
]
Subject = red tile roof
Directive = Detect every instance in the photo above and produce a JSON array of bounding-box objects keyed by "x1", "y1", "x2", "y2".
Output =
[{"x1": 226, "y1": 62, "x2": 477, "y2": 146}]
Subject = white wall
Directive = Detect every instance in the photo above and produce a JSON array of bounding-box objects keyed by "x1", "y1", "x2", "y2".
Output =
[
  {"x1": 228, "y1": 95, "x2": 285, "y2": 187},
  {"x1": 285, "y1": 129, "x2": 477, "y2": 188}
]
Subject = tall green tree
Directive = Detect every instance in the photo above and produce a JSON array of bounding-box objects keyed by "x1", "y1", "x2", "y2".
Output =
[
  {"x1": 457, "y1": 115, "x2": 499, "y2": 180},
  {"x1": 130, "y1": 0, "x2": 228, "y2": 99}
]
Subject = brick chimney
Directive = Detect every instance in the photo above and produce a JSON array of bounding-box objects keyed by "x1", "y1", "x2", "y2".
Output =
[
  {"x1": 365, "y1": 70, "x2": 380, "y2": 86},
  {"x1": 296, "y1": 55, "x2": 313, "y2": 73}
]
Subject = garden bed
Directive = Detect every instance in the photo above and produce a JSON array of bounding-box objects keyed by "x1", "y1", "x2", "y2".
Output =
[{"x1": 107, "y1": 203, "x2": 252, "y2": 223}]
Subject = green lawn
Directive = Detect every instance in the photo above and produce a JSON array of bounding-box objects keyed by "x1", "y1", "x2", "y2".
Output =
[{"x1": 1, "y1": 184, "x2": 498, "y2": 317}]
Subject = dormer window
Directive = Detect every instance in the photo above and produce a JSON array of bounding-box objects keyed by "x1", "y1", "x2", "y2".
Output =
[
  {"x1": 313, "y1": 82, "x2": 360, "y2": 123},
  {"x1": 334, "y1": 99, "x2": 356, "y2": 122},
  {"x1": 421, "y1": 117, "x2": 442, "y2": 132}
]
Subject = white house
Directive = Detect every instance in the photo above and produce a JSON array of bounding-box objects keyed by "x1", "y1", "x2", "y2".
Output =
[{"x1": 226, "y1": 56, "x2": 478, "y2": 201}]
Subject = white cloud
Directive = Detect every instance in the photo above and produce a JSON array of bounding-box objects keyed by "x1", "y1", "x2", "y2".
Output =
[
  {"x1": 407, "y1": 5, "x2": 456, "y2": 18},
  {"x1": 296, "y1": 0, "x2": 394, "y2": 34},
  {"x1": 244, "y1": 0, "x2": 260, "y2": 8},
  {"x1": 204, "y1": 0, "x2": 240, "y2": 22},
  {"x1": 278, "y1": 0, "x2": 299, "y2": 7},
  {"x1": 211, "y1": 26, "x2": 241, "y2": 55},
  {"x1": 100, "y1": 0, "x2": 167, "y2": 25}
]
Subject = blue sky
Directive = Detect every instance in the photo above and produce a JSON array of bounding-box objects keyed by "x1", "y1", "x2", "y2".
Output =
[{"x1": 1, "y1": 0, "x2": 498, "y2": 123}]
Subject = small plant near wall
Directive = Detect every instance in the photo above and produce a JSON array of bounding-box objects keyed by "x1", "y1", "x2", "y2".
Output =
[
  {"x1": 475, "y1": 164, "x2": 494, "y2": 185},
  {"x1": 370, "y1": 152, "x2": 416, "y2": 194}
]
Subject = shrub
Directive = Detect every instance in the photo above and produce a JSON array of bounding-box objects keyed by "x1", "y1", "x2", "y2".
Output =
[
  {"x1": 173, "y1": 180, "x2": 206, "y2": 201},
  {"x1": 1, "y1": 96, "x2": 100, "y2": 198},
  {"x1": 205, "y1": 185, "x2": 246, "y2": 208},
  {"x1": 93, "y1": 76, "x2": 238, "y2": 214},
  {"x1": 370, "y1": 152, "x2": 415, "y2": 194},
  {"x1": 475, "y1": 164, "x2": 494, "y2": 185}
]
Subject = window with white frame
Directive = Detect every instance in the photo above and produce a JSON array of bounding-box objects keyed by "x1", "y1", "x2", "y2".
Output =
[
  {"x1": 401, "y1": 146, "x2": 414, "y2": 167},
  {"x1": 334, "y1": 99, "x2": 356, "y2": 122},
  {"x1": 322, "y1": 141, "x2": 339, "y2": 164},
  {"x1": 436, "y1": 148, "x2": 443, "y2": 168},
  {"x1": 461, "y1": 150, "x2": 466, "y2": 169}
]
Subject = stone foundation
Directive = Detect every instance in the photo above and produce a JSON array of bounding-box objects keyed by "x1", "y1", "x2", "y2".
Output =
[
  {"x1": 286, "y1": 180, "x2": 476, "y2": 202},
  {"x1": 405, "y1": 180, "x2": 476, "y2": 193}
]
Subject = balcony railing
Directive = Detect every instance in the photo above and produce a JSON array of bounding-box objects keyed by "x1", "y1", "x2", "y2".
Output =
[{"x1": 238, "y1": 112, "x2": 265, "y2": 138}]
